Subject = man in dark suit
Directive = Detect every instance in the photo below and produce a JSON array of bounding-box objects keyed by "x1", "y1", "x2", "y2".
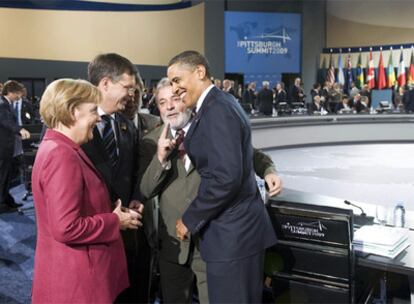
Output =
[
  {"x1": 139, "y1": 78, "x2": 282, "y2": 303},
  {"x1": 0, "y1": 81, "x2": 30, "y2": 211},
  {"x1": 258, "y1": 80, "x2": 274, "y2": 116},
  {"x1": 167, "y1": 51, "x2": 278, "y2": 303},
  {"x1": 15, "y1": 89, "x2": 38, "y2": 126},
  {"x1": 289, "y1": 77, "x2": 305, "y2": 104},
  {"x1": 81, "y1": 53, "x2": 149, "y2": 303}
]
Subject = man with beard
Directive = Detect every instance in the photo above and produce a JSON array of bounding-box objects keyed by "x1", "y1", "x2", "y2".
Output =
[{"x1": 139, "y1": 77, "x2": 281, "y2": 303}]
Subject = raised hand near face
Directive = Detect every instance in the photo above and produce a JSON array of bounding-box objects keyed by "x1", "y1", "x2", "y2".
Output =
[{"x1": 157, "y1": 123, "x2": 176, "y2": 165}]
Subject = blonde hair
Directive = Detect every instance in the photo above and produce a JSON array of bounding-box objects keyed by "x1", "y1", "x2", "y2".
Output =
[{"x1": 40, "y1": 79, "x2": 101, "y2": 129}]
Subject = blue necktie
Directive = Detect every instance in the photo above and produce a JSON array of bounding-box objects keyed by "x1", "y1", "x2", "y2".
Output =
[{"x1": 101, "y1": 115, "x2": 118, "y2": 168}]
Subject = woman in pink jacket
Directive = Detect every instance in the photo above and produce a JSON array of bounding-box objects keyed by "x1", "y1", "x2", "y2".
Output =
[{"x1": 31, "y1": 79, "x2": 141, "y2": 303}]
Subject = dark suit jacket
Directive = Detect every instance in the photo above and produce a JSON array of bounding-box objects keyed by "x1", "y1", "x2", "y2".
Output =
[
  {"x1": 289, "y1": 85, "x2": 304, "y2": 103},
  {"x1": 258, "y1": 88, "x2": 274, "y2": 115},
  {"x1": 82, "y1": 112, "x2": 140, "y2": 206},
  {"x1": 182, "y1": 86, "x2": 277, "y2": 262},
  {"x1": 309, "y1": 102, "x2": 322, "y2": 113},
  {"x1": 274, "y1": 90, "x2": 287, "y2": 105},
  {"x1": 139, "y1": 124, "x2": 277, "y2": 265},
  {"x1": 20, "y1": 99, "x2": 38, "y2": 125},
  {"x1": 0, "y1": 97, "x2": 21, "y2": 159}
]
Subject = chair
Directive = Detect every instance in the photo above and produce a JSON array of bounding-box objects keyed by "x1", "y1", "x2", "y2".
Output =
[{"x1": 265, "y1": 200, "x2": 372, "y2": 303}]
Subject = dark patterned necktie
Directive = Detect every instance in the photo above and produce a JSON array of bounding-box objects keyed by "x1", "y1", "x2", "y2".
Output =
[
  {"x1": 175, "y1": 129, "x2": 186, "y2": 160},
  {"x1": 101, "y1": 115, "x2": 118, "y2": 167}
]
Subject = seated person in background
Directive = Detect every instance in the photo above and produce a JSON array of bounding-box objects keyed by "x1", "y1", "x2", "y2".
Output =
[
  {"x1": 327, "y1": 82, "x2": 342, "y2": 113},
  {"x1": 320, "y1": 81, "x2": 331, "y2": 110},
  {"x1": 139, "y1": 78, "x2": 282, "y2": 304},
  {"x1": 335, "y1": 95, "x2": 352, "y2": 114},
  {"x1": 349, "y1": 81, "x2": 360, "y2": 99},
  {"x1": 31, "y1": 79, "x2": 141, "y2": 303},
  {"x1": 354, "y1": 94, "x2": 369, "y2": 113},
  {"x1": 309, "y1": 95, "x2": 327, "y2": 114},
  {"x1": 393, "y1": 86, "x2": 405, "y2": 111},
  {"x1": 310, "y1": 83, "x2": 321, "y2": 101}
]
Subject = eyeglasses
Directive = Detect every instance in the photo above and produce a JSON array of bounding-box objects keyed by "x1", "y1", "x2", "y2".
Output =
[{"x1": 116, "y1": 81, "x2": 136, "y2": 95}]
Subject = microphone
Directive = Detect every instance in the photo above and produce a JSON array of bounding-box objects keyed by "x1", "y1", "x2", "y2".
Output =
[
  {"x1": 344, "y1": 200, "x2": 374, "y2": 227},
  {"x1": 344, "y1": 200, "x2": 366, "y2": 216}
]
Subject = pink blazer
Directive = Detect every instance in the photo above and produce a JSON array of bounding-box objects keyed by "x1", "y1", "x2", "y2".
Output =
[{"x1": 31, "y1": 129, "x2": 128, "y2": 303}]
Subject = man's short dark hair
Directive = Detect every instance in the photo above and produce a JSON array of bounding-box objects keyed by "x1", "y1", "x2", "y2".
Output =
[
  {"x1": 88, "y1": 53, "x2": 137, "y2": 86},
  {"x1": 168, "y1": 50, "x2": 211, "y2": 79},
  {"x1": 2, "y1": 80, "x2": 24, "y2": 96}
]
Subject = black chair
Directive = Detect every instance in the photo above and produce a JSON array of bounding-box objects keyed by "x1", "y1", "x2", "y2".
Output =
[{"x1": 265, "y1": 200, "x2": 373, "y2": 303}]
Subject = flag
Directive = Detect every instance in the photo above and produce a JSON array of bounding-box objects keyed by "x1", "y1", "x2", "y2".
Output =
[
  {"x1": 356, "y1": 53, "x2": 364, "y2": 89},
  {"x1": 326, "y1": 53, "x2": 335, "y2": 85},
  {"x1": 398, "y1": 49, "x2": 406, "y2": 87},
  {"x1": 387, "y1": 50, "x2": 396, "y2": 88},
  {"x1": 408, "y1": 48, "x2": 414, "y2": 85},
  {"x1": 337, "y1": 54, "x2": 345, "y2": 85},
  {"x1": 367, "y1": 50, "x2": 375, "y2": 89},
  {"x1": 345, "y1": 53, "x2": 353, "y2": 93},
  {"x1": 377, "y1": 50, "x2": 386, "y2": 89}
]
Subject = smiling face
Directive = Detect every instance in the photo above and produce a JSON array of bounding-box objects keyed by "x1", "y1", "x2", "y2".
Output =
[
  {"x1": 72, "y1": 102, "x2": 101, "y2": 145},
  {"x1": 99, "y1": 73, "x2": 136, "y2": 114},
  {"x1": 167, "y1": 63, "x2": 206, "y2": 109},
  {"x1": 157, "y1": 85, "x2": 191, "y2": 130}
]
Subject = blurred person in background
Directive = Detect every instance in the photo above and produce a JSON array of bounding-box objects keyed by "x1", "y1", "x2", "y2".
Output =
[
  {"x1": 257, "y1": 81, "x2": 273, "y2": 116},
  {"x1": 0, "y1": 80, "x2": 30, "y2": 212}
]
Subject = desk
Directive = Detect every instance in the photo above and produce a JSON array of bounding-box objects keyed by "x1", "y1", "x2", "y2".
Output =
[
  {"x1": 269, "y1": 190, "x2": 414, "y2": 302},
  {"x1": 357, "y1": 232, "x2": 414, "y2": 277},
  {"x1": 270, "y1": 188, "x2": 414, "y2": 229}
]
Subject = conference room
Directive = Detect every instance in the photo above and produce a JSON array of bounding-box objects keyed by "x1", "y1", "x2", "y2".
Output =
[{"x1": 1, "y1": 0, "x2": 414, "y2": 303}]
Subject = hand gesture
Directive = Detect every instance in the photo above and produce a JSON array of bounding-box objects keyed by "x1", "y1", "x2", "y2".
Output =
[
  {"x1": 157, "y1": 123, "x2": 176, "y2": 164},
  {"x1": 264, "y1": 173, "x2": 283, "y2": 197},
  {"x1": 176, "y1": 218, "x2": 189, "y2": 241},
  {"x1": 20, "y1": 128, "x2": 30, "y2": 140},
  {"x1": 113, "y1": 199, "x2": 142, "y2": 230},
  {"x1": 129, "y1": 200, "x2": 144, "y2": 215}
]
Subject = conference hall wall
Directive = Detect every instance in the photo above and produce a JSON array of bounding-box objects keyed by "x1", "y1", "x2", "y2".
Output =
[
  {"x1": 0, "y1": 2, "x2": 204, "y2": 86},
  {"x1": 326, "y1": 1, "x2": 414, "y2": 48}
]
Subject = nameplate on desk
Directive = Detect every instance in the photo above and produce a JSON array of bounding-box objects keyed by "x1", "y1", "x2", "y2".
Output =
[{"x1": 272, "y1": 213, "x2": 351, "y2": 246}]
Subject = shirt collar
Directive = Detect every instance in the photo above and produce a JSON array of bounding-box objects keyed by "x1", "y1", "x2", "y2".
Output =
[
  {"x1": 98, "y1": 106, "x2": 115, "y2": 119},
  {"x1": 171, "y1": 121, "x2": 191, "y2": 138},
  {"x1": 195, "y1": 84, "x2": 214, "y2": 114},
  {"x1": 4, "y1": 96, "x2": 12, "y2": 104}
]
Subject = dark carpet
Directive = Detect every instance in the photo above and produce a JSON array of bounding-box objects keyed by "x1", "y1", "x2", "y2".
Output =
[{"x1": 0, "y1": 184, "x2": 35, "y2": 304}]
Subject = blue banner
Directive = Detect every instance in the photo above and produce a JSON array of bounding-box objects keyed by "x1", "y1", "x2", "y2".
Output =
[{"x1": 225, "y1": 11, "x2": 301, "y2": 76}]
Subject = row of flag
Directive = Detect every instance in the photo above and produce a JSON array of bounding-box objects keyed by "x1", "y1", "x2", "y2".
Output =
[{"x1": 325, "y1": 48, "x2": 414, "y2": 90}]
